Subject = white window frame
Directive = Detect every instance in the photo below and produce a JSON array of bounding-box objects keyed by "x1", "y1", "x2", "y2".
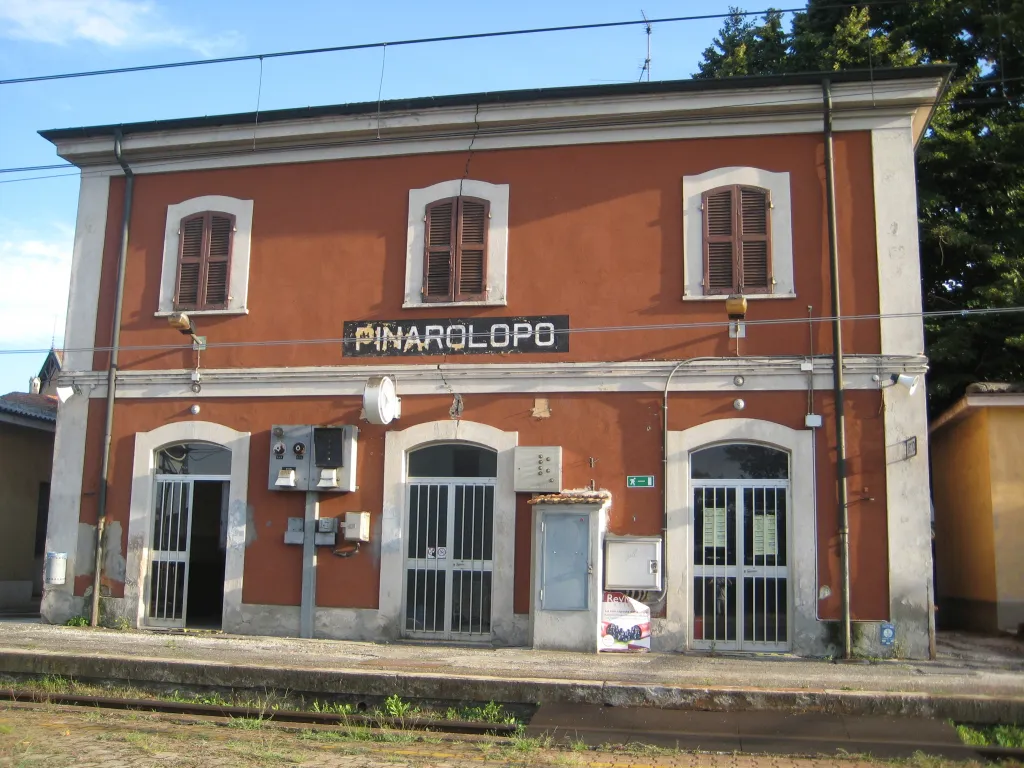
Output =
[
  {"x1": 682, "y1": 167, "x2": 795, "y2": 300},
  {"x1": 156, "y1": 195, "x2": 254, "y2": 316},
  {"x1": 404, "y1": 180, "x2": 509, "y2": 308}
]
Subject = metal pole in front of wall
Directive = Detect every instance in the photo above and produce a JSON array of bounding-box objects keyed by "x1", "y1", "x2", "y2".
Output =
[
  {"x1": 90, "y1": 130, "x2": 134, "y2": 628},
  {"x1": 822, "y1": 79, "x2": 852, "y2": 660},
  {"x1": 300, "y1": 490, "x2": 319, "y2": 638}
]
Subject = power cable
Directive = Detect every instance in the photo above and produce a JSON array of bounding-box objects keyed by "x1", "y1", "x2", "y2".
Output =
[
  {"x1": 5, "y1": 72, "x2": 1014, "y2": 180},
  {"x1": 0, "y1": 0, "x2": 922, "y2": 87},
  {"x1": 0, "y1": 84, "x2": 957, "y2": 186},
  {"x1": 3, "y1": 306, "x2": 1020, "y2": 357}
]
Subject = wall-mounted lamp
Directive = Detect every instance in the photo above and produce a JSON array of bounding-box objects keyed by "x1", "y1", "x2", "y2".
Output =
[
  {"x1": 55, "y1": 383, "x2": 83, "y2": 404},
  {"x1": 726, "y1": 294, "x2": 748, "y2": 341},
  {"x1": 872, "y1": 373, "x2": 921, "y2": 395},
  {"x1": 168, "y1": 312, "x2": 207, "y2": 351}
]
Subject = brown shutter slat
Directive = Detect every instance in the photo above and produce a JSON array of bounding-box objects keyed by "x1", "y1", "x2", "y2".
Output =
[
  {"x1": 424, "y1": 198, "x2": 455, "y2": 301},
  {"x1": 177, "y1": 263, "x2": 201, "y2": 307},
  {"x1": 707, "y1": 242, "x2": 735, "y2": 292},
  {"x1": 209, "y1": 215, "x2": 233, "y2": 258},
  {"x1": 174, "y1": 214, "x2": 205, "y2": 308},
  {"x1": 738, "y1": 187, "x2": 771, "y2": 292},
  {"x1": 203, "y1": 214, "x2": 233, "y2": 308},
  {"x1": 705, "y1": 189, "x2": 733, "y2": 237},
  {"x1": 205, "y1": 261, "x2": 229, "y2": 306},
  {"x1": 740, "y1": 188, "x2": 768, "y2": 235},
  {"x1": 456, "y1": 197, "x2": 488, "y2": 299},
  {"x1": 702, "y1": 188, "x2": 736, "y2": 295},
  {"x1": 742, "y1": 241, "x2": 769, "y2": 288}
]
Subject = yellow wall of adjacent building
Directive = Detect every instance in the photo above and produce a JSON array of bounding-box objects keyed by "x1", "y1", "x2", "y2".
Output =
[
  {"x1": 931, "y1": 408, "x2": 997, "y2": 604},
  {"x1": 987, "y1": 408, "x2": 1024, "y2": 625},
  {"x1": 0, "y1": 422, "x2": 54, "y2": 594}
]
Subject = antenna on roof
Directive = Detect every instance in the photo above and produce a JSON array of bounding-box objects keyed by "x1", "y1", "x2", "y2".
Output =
[{"x1": 639, "y1": 10, "x2": 652, "y2": 82}]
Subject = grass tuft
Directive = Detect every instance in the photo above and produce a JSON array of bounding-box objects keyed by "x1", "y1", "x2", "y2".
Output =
[{"x1": 956, "y1": 723, "x2": 1024, "y2": 748}]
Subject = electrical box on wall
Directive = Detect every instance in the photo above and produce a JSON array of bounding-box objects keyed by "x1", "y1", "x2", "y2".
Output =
[
  {"x1": 604, "y1": 536, "x2": 663, "y2": 591},
  {"x1": 268, "y1": 425, "x2": 358, "y2": 492},
  {"x1": 344, "y1": 511, "x2": 371, "y2": 542},
  {"x1": 514, "y1": 446, "x2": 563, "y2": 492}
]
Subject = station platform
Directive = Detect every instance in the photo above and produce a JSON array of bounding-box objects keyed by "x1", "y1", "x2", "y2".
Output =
[{"x1": 0, "y1": 622, "x2": 1020, "y2": 723}]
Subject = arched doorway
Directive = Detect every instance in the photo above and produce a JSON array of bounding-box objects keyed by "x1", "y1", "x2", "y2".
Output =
[
  {"x1": 147, "y1": 442, "x2": 230, "y2": 629},
  {"x1": 690, "y1": 443, "x2": 791, "y2": 651},
  {"x1": 402, "y1": 443, "x2": 497, "y2": 641}
]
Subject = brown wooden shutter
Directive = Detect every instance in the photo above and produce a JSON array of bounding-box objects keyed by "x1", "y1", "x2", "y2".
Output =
[
  {"x1": 204, "y1": 213, "x2": 234, "y2": 308},
  {"x1": 702, "y1": 188, "x2": 735, "y2": 295},
  {"x1": 174, "y1": 211, "x2": 234, "y2": 311},
  {"x1": 424, "y1": 198, "x2": 456, "y2": 301},
  {"x1": 175, "y1": 214, "x2": 205, "y2": 308},
  {"x1": 455, "y1": 197, "x2": 488, "y2": 300},
  {"x1": 738, "y1": 187, "x2": 771, "y2": 293}
]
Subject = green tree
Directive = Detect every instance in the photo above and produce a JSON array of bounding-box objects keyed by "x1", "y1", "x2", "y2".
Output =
[{"x1": 695, "y1": 1, "x2": 1024, "y2": 413}]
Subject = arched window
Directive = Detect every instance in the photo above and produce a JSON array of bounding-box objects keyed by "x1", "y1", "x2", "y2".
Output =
[
  {"x1": 156, "y1": 443, "x2": 231, "y2": 475},
  {"x1": 174, "y1": 212, "x2": 235, "y2": 310},
  {"x1": 691, "y1": 443, "x2": 788, "y2": 480},
  {"x1": 408, "y1": 444, "x2": 497, "y2": 478},
  {"x1": 701, "y1": 185, "x2": 772, "y2": 295}
]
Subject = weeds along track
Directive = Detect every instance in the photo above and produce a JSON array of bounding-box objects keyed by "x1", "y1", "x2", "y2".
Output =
[{"x1": 0, "y1": 688, "x2": 519, "y2": 737}]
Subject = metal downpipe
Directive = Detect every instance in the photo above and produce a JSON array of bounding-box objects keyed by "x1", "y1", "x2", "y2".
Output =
[
  {"x1": 90, "y1": 130, "x2": 134, "y2": 627},
  {"x1": 822, "y1": 79, "x2": 852, "y2": 659}
]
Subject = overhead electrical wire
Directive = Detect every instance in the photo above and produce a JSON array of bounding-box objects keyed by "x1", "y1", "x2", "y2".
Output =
[
  {"x1": 0, "y1": 84, "x2": 959, "y2": 185},
  {"x1": 0, "y1": 0, "x2": 924, "y2": 87},
  {"x1": 4, "y1": 306, "x2": 1021, "y2": 358},
  {"x1": 0, "y1": 0, "x2": 1005, "y2": 180}
]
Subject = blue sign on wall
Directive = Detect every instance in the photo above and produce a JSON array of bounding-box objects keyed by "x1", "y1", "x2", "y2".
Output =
[{"x1": 880, "y1": 622, "x2": 896, "y2": 646}]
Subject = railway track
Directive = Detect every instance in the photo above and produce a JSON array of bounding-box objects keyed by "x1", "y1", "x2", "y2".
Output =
[
  {"x1": 0, "y1": 688, "x2": 517, "y2": 736},
  {"x1": 4, "y1": 688, "x2": 1023, "y2": 762}
]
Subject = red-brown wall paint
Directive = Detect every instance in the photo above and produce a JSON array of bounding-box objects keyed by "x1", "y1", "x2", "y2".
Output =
[
  {"x1": 91, "y1": 132, "x2": 879, "y2": 372},
  {"x1": 79, "y1": 129, "x2": 891, "y2": 623},
  {"x1": 81, "y1": 390, "x2": 888, "y2": 620}
]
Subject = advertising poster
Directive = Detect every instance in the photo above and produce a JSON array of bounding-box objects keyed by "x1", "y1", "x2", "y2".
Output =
[{"x1": 600, "y1": 592, "x2": 651, "y2": 652}]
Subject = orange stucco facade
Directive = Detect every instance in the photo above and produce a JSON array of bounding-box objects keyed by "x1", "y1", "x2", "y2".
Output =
[
  {"x1": 90, "y1": 132, "x2": 881, "y2": 373},
  {"x1": 73, "y1": 132, "x2": 891, "y2": 618},
  {"x1": 42, "y1": 70, "x2": 946, "y2": 655}
]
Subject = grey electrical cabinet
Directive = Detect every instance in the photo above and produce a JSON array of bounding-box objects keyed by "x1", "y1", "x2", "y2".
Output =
[
  {"x1": 531, "y1": 501, "x2": 606, "y2": 653},
  {"x1": 604, "y1": 536, "x2": 663, "y2": 591},
  {"x1": 268, "y1": 424, "x2": 358, "y2": 492},
  {"x1": 541, "y1": 514, "x2": 590, "y2": 610}
]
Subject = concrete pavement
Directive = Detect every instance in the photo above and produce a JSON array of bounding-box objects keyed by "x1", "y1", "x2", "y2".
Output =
[{"x1": 0, "y1": 622, "x2": 1021, "y2": 723}]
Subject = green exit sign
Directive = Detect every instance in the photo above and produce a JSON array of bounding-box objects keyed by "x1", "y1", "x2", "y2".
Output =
[{"x1": 627, "y1": 475, "x2": 655, "y2": 488}]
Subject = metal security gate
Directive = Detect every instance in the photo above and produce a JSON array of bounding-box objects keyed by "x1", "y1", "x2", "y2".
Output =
[
  {"x1": 403, "y1": 480, "x2": 495, "y2": 640},
  {"x1": 146, "y1": 473, "x2": 229, "y2": 628},
  {"x1": 692, "y1": 480, "x2": 790, "y2": 651},
  {"x1": 147, "y1": 478, "x2": 194, "y2": 628}
]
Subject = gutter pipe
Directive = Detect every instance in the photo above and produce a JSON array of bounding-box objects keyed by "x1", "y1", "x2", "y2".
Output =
[
  {"x1": 822, "y1": 79, "x2": 853, "y2": 660},
  {"x1": 90, "y1": 129, "x2": 134, "y2": 627}
]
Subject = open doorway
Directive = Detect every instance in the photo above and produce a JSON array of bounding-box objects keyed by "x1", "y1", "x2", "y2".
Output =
[
  {"x1": 147, "y1": 443, "x2": 230, "y2": 629},
  {"x1": 185, "y1": 480, "x2": 227, "y2": 628}
]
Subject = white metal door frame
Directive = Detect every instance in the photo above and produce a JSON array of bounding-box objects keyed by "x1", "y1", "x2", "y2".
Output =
[
  {"x1": 144, "y1": 473, "x2": 228, "y2": 628},
  {"x1": 402, "y1": 476, "x2": 495, "y2": 641},
  {"x1": 691, "y1": 478, "x2": 790, "y2": 652}
]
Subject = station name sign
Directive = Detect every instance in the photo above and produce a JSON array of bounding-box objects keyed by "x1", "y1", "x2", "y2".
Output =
[{"x1": 343, "y1": 315, "x2": 569, "y2": 357}]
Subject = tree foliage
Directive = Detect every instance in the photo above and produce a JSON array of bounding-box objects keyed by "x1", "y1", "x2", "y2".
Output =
[{"x1": 696, "y1": 1, "x2": 1024, "y2": 414}]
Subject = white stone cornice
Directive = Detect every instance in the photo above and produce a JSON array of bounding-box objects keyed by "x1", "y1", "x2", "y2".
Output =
[
  {"x1": 60, "y1": 355, "x2": 928, "y2": 399},
  {"x1": 51, "y1": 78, "x2": 945, "y2": 172}
]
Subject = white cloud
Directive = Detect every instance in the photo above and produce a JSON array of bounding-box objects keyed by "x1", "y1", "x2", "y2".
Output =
[
  {"x1": 0, "y1": 225, "x2": 73, "y2": 348},
  {"x1": 0, "y1": 0, "x2": 243, "y2": 57}
]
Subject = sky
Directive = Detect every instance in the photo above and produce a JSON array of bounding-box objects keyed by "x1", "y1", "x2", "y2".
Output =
[{"x1": 0, "y1": 0, "x2": 749, "y2": 395}]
